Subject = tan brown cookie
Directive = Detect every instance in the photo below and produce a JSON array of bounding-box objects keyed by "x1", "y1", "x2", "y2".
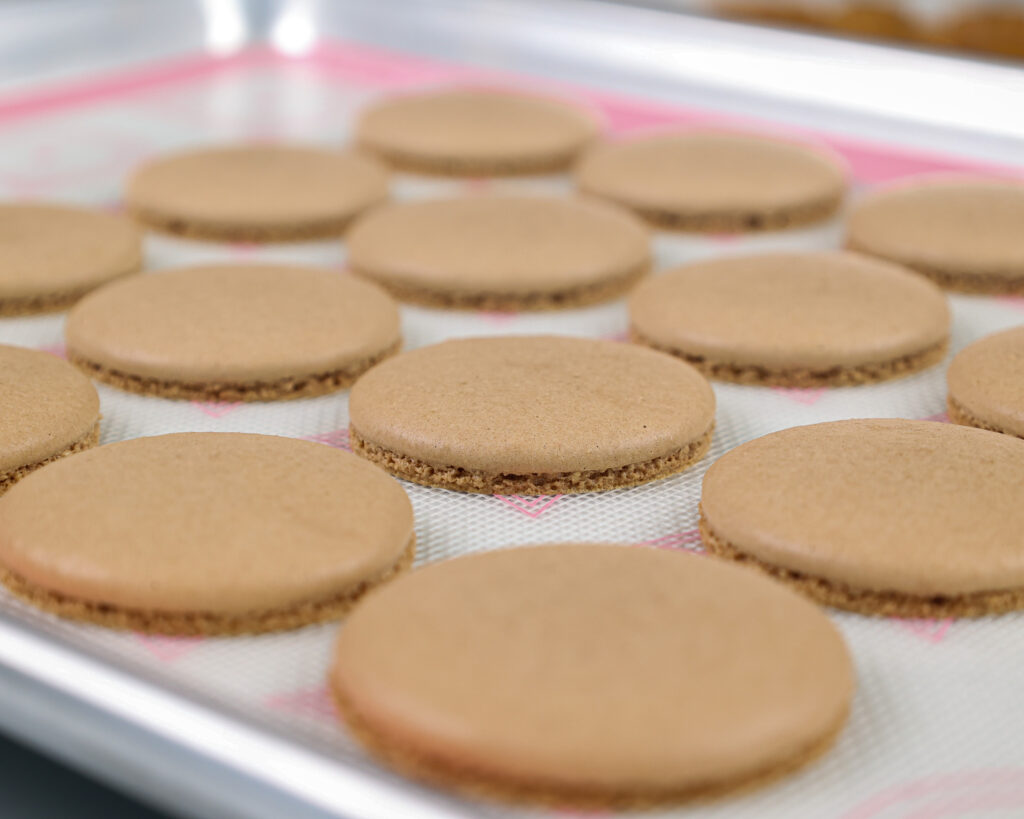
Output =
[
  {"x1": 346, "y1": 195, "x2": 650, "y2": 310},
  {"x1": 0, "y1": 204, "x2": 142, "y2": 315},
  {"x1": 349, "y1": 336, "x2": 715, "y2": 494},
  {"x1": 0, "y1": 433, "x2": 415, "y2": 635},
  {"x1": 65, "y1": 264, "x2": 401, "y2": 401},
  {"x1": 125, "y1": 145, "x2": 388, "y2": 241},
  {"x1": 846, "y1": 177, "x2": 1024, "y2": 293},
  {"x1": 0, "y1": 345, "x2": 100, "y2": 495},
  {"x1": 576, "y1": 131, "x2": 846, "y2": 231},
  {"x1": 355, "y1": 89, "x2": 600, "y2": 176},
  {"x1": 700, "y1": 418, "x2": 1024, "y2": 617},
  {"x1": 947, "y1": 326, "x2": 1024, "y2": 438},
  {"x1": 331, "y1": 543, "x2": 853, "y2": 807},
  {"x1": 630, "y1": 251, "x2": 950, "y2": 386}
]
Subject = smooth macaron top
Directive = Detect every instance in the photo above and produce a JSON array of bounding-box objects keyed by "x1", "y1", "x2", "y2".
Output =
[
  {"x1": 948, "y1": 326, "x2": 1024, "y2": 437},
  {"x1": 630, "y1": 251, "x2": 950, "y2": 369},
  {"x1": 0, "y1": 204, "x2": 141, "y2": 299},
  {"x1": 346, "y1": 195, "x2": 650, "y2": 295},
  {"x1": 125, "y1": 145, "x2": 389, "y2": 231},
  {"x1": 65, "y1": 265, "x2": 401, "y2": 383},
  {"x1": 349, "y1": 336, "x2": 715, "y2": 474},
  {"x1": 355, "y1": 89, "x2": 600, "y2": 173},
  {"x1": 0, "y1": 345, "x2": 100, "y2": 473},
  {"x1": 576, "y1": 131, "x2": 846, "y2": 218},
  {"x1": 701, "y1": 419, "x2": 1024, "y2": 596},
  {"x1": 847, "y1": 178, "x2": 1024, "y2": 277},
  {"x1": 0, "y1": 433, "x2": 414, "y2": 613},
  {"x1": 333, "y1": 543, "x2": 853, "y2": 796}
]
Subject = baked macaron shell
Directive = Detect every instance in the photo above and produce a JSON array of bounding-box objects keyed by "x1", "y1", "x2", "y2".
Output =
[
  {"x1": 701, "y1": 419, "x2": 1024, "y2": 598},
  {"x1": 332, "y1": 544, "x2": 853, "y2": 802},
  {"x1": 346, "y1": 195, "x2": 650, "y2": 303},
  {"x1": 348, "y1": 336, "x2": 715, "y2": 476},
  {"x1": 355, "y1": 89, "x2": 600, "y2": 173},
  {"x1": 948, "y1": 326, "x2": 1024, "y2": 438},
  {"x1": 125, "y1": 146, "x2": 389, "y2": 238},
  {"x1": 0, "y1": 345, "x2": 99, "y2": 474},
  {"x1": 846, "y1": 178, "x2": 1024, "y2": 279},
  {"x1": 576, "y1": 131, "x2": 846, "y2": 228},
  {"x1": 0, "y1": 204, "x2": 141, "y2": 305},
  {"x1": 65, "y1": 265, "x2": 400, "y2": 384},
  {"x1": 629, "y1": 251, "x2": 950, "y2": 370},
  {"x1": 0, "y1": 433, "x2": 414, "y2": 615}
]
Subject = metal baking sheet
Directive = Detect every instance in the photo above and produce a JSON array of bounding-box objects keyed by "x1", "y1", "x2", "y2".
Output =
[{"x1": 1, "y1": 2, "x2": 1024, "y2": 818}]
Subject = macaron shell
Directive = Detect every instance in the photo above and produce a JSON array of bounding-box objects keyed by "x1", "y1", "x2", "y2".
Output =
[
  {"x1": 332, "y1": 544, "x2": 853, "y2": 799},
  {"x1": 948, "y1": 326, "x2": 1024, "y2": 438},
  {"x1": 576, "y1": 131, "x2": 846, "y2": 218},
  {"x1": 65, "y1": 265, "x2": 401, "y2": 383},
  {"x1": 355, "y1": 89, "x2": 600, "y2": 171},
  {"x1": 629, "y1": 251, "x2": 950, "y2": 369},
  {"x1": 346, "y1": 195, "x2": 650, "y2": 295},
  {"x1": 0, "y1": 345, "x2": 100, "y2": 473},
  {"x1": 0, "y1": 433, "x2": 414, "y2": 614},
  {"x1": 125, "y1": 146, "x2": 389, "y2": 233},
  {"x1": 846, "y1": 178, "x2": 1024, "y2": 277},
  {"x1": 701, "y1": 419, "x2": 1024, "y2": 596},
  {"x1": 348, "y1": 336, "x2": 715, "y2": 475},
  {"x1": 0, "y1": 204, "x2": 141, "y2": 299}
]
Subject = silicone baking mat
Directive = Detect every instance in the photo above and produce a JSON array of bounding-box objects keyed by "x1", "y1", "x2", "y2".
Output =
[{"x1": 1, "y1": 40, "x2": 1024, "y2": 819}]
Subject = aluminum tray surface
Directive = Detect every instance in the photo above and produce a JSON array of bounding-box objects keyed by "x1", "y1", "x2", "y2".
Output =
[{"x1": 1, "y1": 6, "x2": 1024, "y2": 819}]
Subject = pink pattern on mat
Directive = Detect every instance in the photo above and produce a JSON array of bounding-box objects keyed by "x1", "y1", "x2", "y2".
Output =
[
  {"x1": 773, "y1": 386, "x2": 827, "y2": 406},
  {"x1": 896, "y1": 618, "x2": 954, "y2": 644},
  {"x1": 479, "y1": 311, "x2": 520, "y2": 326},
  {"x1": 840, "y1": 769, "x2": 1024, "y2": 819},
  {"x1": 640, "y1": 529, "x2": 703, "y2": 552},
  {"x1": 265, "y1": 685, "x2": 337, "y2": 720},
  {"x1": 37, "y1": 343, "x2": 66, "y2": 359},
  {"x1": 134, "y1": 634, "x2": 204, "y2": 663},
  {"x1": 997, "y1": 295, "x2": 1024, "y2": 312},
  {"x1": 921, "y1": 412, "x2": 950, "y2": 424},
  {"x1": 191, "y1": 401, "x2": 243, "y2": 419},
  {"x1": 494, "y1": 494, "x2": 563, "y2": 519},
  {"x1": 303, "y1": 429, "x2": 352, "y2": 451}
]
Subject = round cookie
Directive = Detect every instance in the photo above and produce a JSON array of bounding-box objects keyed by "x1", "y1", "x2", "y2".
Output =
[
  {"x1": 125, "y1": 145, "x2": 389, "y2": 241},
  {"x1": 0, "y1": 433, "x2": 415, "y2": 635},
  {"x1": 332, "y1": 544, "x2": 853, "y2": 807},
  {"x1": 0, "y1": 204, "x2": 142, "y2": 316},
  {"x1": 0, "y1": 345, "x2": 100, "y2": 495},
  {"x1": 700, "y1": 418, "x2": 1024, "y2": 617},
  {"x1": 576, "y1": 131, "x2": 847, "y2": 232},
  {"x1": 629, "y1": 251, "x2": 950, "y2": 386},
  {"x1": 947, "y1": 326, "x2": 1024, "y2": 438},
  {"x1": 349, "y1": 336, "x2": 715, "y2": 494},
  {"x1": 846, "y1": 177, "x2": 1024, "y2": 293},
  {"x1": 65, "y1": 264, "x2": 401, "y2": 402},
  {"x1": 346, "y1": 195, "x2": 650, "y2": 310},
  {"x1": 355, "y1": 89, "x2": 600, "y2": 176}
]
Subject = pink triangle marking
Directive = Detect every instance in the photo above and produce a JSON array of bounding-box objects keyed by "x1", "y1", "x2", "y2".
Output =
[
  {"x1": 229, "y1": 241, "x2": 259, "y2": 257},
  {"x1": 462, "y1": 177, "x2": 493, "y2": 193},
  {"x1": 134, "y1": 633, "x2": 204, "y2": 663},
  {"x1": 479, "y1": 311, "x2": 519, "y2": 325},
  {"x1": 38, "y1": 342, "x2": 67, "y2": 359},
  {"x1": 709, "y1": 232, "x2": 741, "y2": 244},
  {"x1": 191, "y1": 401, "x2": 243, "y2": 419},
  {"x1": 922, "y1": 412, "x2": 950, "y2": 423},
  {"x1": 997, "y1": 295, "x2": 1024, "y2": 312},
  {"x1": 494, "y1": 494, "x2": 562, "y2": 519},
  {"x1": 265, "y1": 685, "x2": 337, "y2": 720},
  {"x1": 303, "y1": 429, "x2": 351, "y2": 451},
  {"x1": 602, "y1": 330, "x2": 630, "y2": 343},
  {"x1": 773, "y1": 386, "x2": 827, "y2": 406},
  {"x1": 639, "y1": 529, "x2": 703, "y2": 552},
  {"x1": 896, "y1": 618, "x2": 953, "y2": 644}
]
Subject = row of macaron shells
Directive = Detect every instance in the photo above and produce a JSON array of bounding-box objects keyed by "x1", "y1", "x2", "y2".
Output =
[{"x1": 2, "y1": 88, "x2": 1024, "y2": 806}]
